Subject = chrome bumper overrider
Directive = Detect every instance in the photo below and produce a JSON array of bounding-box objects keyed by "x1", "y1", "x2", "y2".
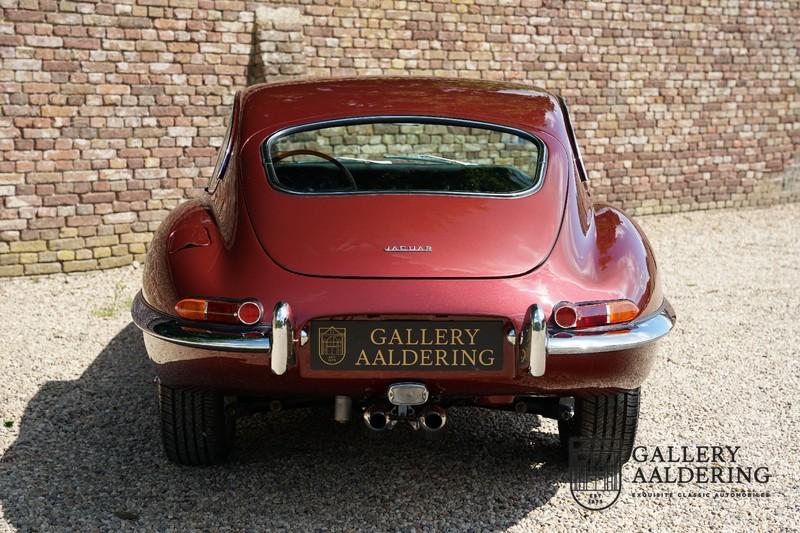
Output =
[
  {"x1": 270, "y1": 301, "x2": 293, "y2": 375},
  {"x1": 132, "y1": 291, "x2": 675, "y2": 377}
]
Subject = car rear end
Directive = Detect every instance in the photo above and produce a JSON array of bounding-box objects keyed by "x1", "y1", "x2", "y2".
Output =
[{"x1": 132, "y1": 79, "x2": 675, "y2": 465}]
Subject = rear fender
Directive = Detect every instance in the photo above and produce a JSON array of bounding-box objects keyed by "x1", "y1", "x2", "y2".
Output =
[
  {"x1": 552, "y1": 175, "x2": 663, "y2": 317},
  {"x1": 142, "y1": 201, "x2": 223, "y2": 313}
]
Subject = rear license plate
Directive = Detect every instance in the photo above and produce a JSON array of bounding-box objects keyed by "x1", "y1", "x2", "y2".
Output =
[{"x1": 310, "y1": 320, "x2": 504, "y2": 371}]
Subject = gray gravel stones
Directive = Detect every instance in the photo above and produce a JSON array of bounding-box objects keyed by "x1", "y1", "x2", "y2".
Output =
[{"x1": 1, "y1": 204, "x2": 798, "y2": 532}]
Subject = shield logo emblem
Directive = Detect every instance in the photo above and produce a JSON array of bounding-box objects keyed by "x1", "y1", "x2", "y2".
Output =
[
  {"x1": 318, "y1": 326, "x2": 347, "y2": 366},
  {"x1": 568, "y1": 437, "x2": 623, "y2": 511}
]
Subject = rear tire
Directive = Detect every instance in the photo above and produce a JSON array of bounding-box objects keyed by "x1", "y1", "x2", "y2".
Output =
[
  {"x1": 558, "y1": 388, "x2": 640, "y2": 463},
  {"x1": 158, "y1": 384, "x2": 234, "y2": 466}
]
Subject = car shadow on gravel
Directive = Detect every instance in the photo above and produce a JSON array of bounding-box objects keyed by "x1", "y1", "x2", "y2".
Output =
[{"x1": 0, "y1": 323, "x2": 568, "y2": 531}]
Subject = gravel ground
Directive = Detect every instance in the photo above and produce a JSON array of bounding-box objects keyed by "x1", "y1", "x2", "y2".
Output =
[{"x1": 0, "y1": 204, "x2": 798, "y2": 532}]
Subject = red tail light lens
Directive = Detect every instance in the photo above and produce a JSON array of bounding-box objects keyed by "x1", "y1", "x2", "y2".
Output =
[
  {"x1": 553, "y1": 300, "x2": 639, "y2": 329},
  {"x1": 236, "y1": 301, "x2": 264, "y2": 325},
  {"x1": 175, "y1": 298, "x2": 263, "y2": 325},
  {"x1": 553, "y1": 303, "x2": 578, "y2": 328}
]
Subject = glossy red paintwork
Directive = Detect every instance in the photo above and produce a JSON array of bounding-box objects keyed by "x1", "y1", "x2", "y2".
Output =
[
  {"x1": 141, "y1": 78, "x2": 663, "y2": 398},
  {"x1": 236, "y1": 79, "x2": 568, "y2": 146},
  {"x1": 249, "y1": 180, "x2": 566, "y2": 278}
]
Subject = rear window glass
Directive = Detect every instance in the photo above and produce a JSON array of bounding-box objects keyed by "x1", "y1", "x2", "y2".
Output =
[{"x1": 263, "y1": 120, "x2": 545, "y2": 195}]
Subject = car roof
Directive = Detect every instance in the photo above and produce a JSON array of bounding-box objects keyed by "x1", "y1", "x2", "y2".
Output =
[{"x1": 237, "y1": 78, "x2": 568, "y2": 145}]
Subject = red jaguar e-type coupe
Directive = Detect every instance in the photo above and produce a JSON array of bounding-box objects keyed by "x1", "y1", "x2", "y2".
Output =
[{"x1": 132, "y1": 78, "x2": 675, "y2": 466}]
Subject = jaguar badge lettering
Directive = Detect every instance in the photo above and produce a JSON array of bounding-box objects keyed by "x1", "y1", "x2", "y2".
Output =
[{"x1": 384, "y1": 245, "x2": 432, "y2": 253}]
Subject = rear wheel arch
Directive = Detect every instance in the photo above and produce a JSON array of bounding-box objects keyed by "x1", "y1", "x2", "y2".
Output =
[{"x1": 142, "y1": 201, "x2": 226, "y2": 314}]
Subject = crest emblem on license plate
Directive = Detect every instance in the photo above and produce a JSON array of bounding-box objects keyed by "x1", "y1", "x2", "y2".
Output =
[{"x1": 318, "y1": 326, "x2": 347, "y2": 365}]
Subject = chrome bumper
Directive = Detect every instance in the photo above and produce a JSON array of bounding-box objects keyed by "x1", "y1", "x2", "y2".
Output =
[
  {"x1": 522, "y1": 299, "x2": 676, "y2": 376},
  {"x1": 131, "y1": 291, "x2": 273, "y2": 352},
  {"x1": 132, "y1": 291, "x2": 296, "y2": 375},
  {"x1": 132, "y1": 291, "x2": 675, "y2": 378},
  {"x1": 546, "y1": 300, "x2": 676, "y2": 355}
]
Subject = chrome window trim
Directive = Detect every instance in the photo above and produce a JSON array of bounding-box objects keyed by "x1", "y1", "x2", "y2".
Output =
[
  {"x1": 558, "y1": 97, "x2": 588, "y2": 182},
  {"x1": 205, "y1": 107, "x2": 235, "y2": 195},
  {"x1": 259, "y1": 115, "x2": 548, "y2": 199}
]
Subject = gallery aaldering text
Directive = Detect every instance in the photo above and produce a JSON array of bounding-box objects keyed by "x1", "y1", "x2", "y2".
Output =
[{"x1": 630, "y1": 446, "x2": 771, "y2": 484}]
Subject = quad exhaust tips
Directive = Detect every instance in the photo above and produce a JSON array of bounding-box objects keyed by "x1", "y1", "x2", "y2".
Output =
[{"x1": 362, "y1": 403, "x2": 447, "y2": 432}]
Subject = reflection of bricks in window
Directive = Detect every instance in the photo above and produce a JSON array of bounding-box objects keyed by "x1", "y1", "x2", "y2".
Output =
[{"x1": 0, "y1": 1, "x2": 798, "y2": 276}]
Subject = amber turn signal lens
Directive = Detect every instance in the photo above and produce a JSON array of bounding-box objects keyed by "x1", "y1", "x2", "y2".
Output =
[
  {"x1": 606, "y1": 300, "x2": 639, "y2": 324},
  {"x1": 174, "y1": 298, "x2": 208, "y2": 321}
]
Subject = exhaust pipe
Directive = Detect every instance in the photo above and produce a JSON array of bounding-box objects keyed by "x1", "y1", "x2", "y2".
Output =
[
  {"x1": 363, "y1": 404, "x2": 393, "y2": 431},
  {"x1": 420, "y1": 405, "x2": 447, "y2": 432}
]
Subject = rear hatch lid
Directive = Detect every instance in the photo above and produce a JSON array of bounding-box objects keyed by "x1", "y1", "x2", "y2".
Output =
[{"x1": 242, "y1": 121, "x2": 568, "y2": 279}]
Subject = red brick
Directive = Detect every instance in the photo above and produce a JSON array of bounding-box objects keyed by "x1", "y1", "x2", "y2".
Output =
[
  {"x1": 82, "y1": 192, "x2": 116, "y2": 203},
  {"x1": 0, "y1": 1, "x2": 797, "y2": 277},
  {"x1": 66, "y1": 215, "x2": 101, "y2": 227}
]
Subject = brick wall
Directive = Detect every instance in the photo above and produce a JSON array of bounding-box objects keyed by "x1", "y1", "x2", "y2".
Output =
[{"x1": 0, "y1": 1, "x2": 797, "y2": 277}]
